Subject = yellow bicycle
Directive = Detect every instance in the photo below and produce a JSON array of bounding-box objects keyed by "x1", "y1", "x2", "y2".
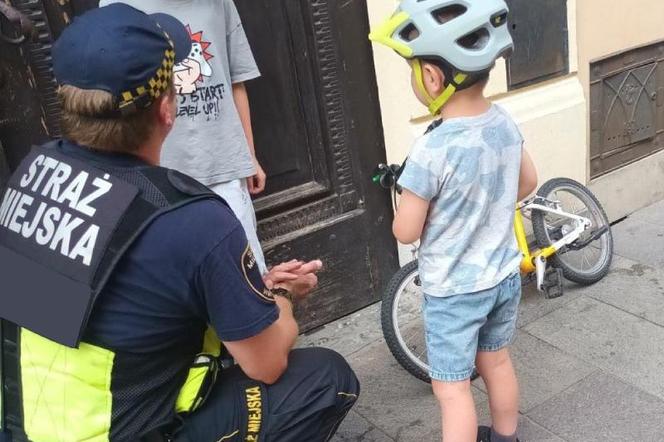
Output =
[{"x1": 374, "y1": 164, "x2": 614, "y2": 382}]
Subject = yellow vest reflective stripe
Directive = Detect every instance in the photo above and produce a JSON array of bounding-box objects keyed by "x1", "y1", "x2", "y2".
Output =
[
  {"x1": 21, "y1": 329, "x2": 114, "y2": 441},
  {"x1": 20, "y1": 326, "x2": 222, "y2": 441},
  {"x1": 175, "y1": 327, "x2": 222, "y2": 414}
]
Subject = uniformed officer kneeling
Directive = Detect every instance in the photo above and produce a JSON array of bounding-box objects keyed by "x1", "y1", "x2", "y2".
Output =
[{"x1": 0, "y1": 4, "x2": 359, "y2": 441}]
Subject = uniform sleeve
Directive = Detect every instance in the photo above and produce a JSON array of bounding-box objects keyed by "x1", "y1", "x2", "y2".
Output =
[
  {"x1": 224, "y1": 0, "x2": 261, "y2": 83},
  {"x1": 397, "y1": 139, "x2": 444, "y2": 201},
  {"x1": 196, "y1": 224, "x2": 278, "y2": 341}
]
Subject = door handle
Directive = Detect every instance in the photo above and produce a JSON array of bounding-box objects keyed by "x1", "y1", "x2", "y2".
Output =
[{"x1": 0, "y1": 3, "x2": 36, "y2": 45}]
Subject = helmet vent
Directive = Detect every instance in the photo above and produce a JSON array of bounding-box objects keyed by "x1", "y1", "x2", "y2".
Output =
[
  {"x1": 457, "y1": 28, "x2": 490, "y2": 51},
  {"x1": 432, "y1": 4, "x2": 467, "y2": 25},
  {"x1": 400, "y1": 23, "x2": 421, "y2": 42},
  {"x1": 491, "y1": 11, "x2": 508, "y2": 28}
]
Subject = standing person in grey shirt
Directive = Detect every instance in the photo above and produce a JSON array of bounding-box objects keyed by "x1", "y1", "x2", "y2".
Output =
[{"x1": 100, "y1": 0, "x2": 268, "y2": 274}]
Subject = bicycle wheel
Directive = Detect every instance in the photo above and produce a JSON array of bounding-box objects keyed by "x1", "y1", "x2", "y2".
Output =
[
  {"x1": 531, "y1": 178, "x2": 613, "y2": 285},
  {"x1": 381, "y1": 260, "x2": 431, "y2": 383}
]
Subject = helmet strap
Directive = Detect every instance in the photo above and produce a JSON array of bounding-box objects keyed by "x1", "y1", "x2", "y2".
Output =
[
  {"x1": 412, "y1": 59, "x2": 436, "y2": 104},
  {"x1": 411, "y1": 59, "x2": 468, "y2": 116},
  {"x1": 428, "y1": 72, "x2": 468, "y2": 115}
]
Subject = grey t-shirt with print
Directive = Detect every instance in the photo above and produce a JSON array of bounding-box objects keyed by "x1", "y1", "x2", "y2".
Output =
[
  {"x1": 100, "y1": 0, "x2": 260, "y2": 185},
  {"x1": 398, "y1": 105, "x2": 523, "y2": 297}
]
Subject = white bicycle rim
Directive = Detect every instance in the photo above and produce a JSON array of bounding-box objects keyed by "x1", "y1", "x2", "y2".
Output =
[{"x1": 391, "y1": 270, "x2": 430, "y2": 374}]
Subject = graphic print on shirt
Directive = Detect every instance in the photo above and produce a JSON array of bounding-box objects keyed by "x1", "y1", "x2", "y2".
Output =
[{"x1": 174, "y1": 26, "x2": 226, "y2": 121}]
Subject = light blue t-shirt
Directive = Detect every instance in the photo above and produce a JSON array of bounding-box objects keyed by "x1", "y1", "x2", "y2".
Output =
[{"x1": 398, "y1": 105, "x2": 523, "y2": 297}]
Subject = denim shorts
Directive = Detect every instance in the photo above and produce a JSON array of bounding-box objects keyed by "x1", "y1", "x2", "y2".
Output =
[{"x1": 423, "y1": 272, "x2": 522, "y2": 382}]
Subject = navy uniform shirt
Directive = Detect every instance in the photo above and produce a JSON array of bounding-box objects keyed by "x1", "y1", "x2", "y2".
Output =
[{"x1": 55, "y1": 141, "x2": 278, "y2": 353}]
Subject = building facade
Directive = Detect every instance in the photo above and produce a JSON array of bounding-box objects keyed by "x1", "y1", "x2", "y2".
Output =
[{"x1": 369, "y1": 0, "x2": 664, "y2": 225}]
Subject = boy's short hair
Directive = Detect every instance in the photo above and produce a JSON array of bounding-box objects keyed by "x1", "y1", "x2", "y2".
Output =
[
  {"x1": 421, "y1": 57, "x2": 491, "y2": 90},
  {"x1": 58, "y1": 83, "x2": 173, "y2": 153}
]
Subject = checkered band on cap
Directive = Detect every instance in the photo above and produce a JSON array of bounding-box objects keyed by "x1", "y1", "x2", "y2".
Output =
[{"x1": 118, "y1": 32, "x2": 175, "y2": 115}]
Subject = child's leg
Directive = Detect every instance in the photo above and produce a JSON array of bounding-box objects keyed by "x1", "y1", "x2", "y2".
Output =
[
  {"x1": 476, "y1": 272, "x2": 522, "y2": 440},
  {"x1": 432, "y1": 379, "x2": 477, "y2": 442},
  {"x1": 475, "y1": 348, "x2": 519, "y2": 436},
  {"x1": 423, "y1": 293, "x2": 497, "y2": 442}
]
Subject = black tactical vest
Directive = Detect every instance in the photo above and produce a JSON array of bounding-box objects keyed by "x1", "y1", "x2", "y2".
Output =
[{"x1": 0, "y1": 139, "x2": 224, "y2": 438}]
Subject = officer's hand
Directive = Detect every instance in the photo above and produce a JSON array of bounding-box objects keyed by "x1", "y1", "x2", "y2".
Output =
[
  {"x1": 281, "y1": 259, "x2": 322, "y2": 298},
  {"x1": 264, "y1": 259, "x2": 323, "y2": 299},
  {"x1": 280, "y1": 271, "x2": 319, "y2": 299},
  {"x1": 264, "y1": 260, "x2": 302, "y2": 287}
]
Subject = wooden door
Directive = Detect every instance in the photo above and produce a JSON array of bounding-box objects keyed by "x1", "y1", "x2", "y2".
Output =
[
  {"x1": 0, "y1": 2, "x2": 52, "y2": 170},
  {"x1": 0, "y1": 0, "x2": 399, "y2": 332},
  {"x1": 236, "y1": 1, "x2": 398, "y2": 330},
  {"x1": 0, "y1": 0, "x2": 98, "y2": 168}
]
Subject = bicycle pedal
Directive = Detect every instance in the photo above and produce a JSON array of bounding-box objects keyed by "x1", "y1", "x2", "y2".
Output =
[{"x1": 543, "y1": 267, "x2": 564, "y2": 299}]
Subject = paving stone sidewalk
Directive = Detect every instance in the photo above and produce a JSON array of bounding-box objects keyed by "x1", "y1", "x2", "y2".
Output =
[{"x1": 299, "y1": 199, "x2": 664, "y2": 442}]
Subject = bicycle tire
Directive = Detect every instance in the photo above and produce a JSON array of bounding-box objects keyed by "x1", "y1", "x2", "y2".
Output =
[
  {"x1": 531, "y1": 178, "x2": 613, "y2": 285},
  {"x1": 381, "y1": 259, "x2": 431, "y2": 383}
]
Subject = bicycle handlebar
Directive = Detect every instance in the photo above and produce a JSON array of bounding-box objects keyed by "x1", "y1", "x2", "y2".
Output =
[{"x1": 372, "y1": 161, "x2": 406, "y2": 192}]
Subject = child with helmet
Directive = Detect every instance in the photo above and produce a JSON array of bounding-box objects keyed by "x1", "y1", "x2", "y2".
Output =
[{"x1": 370, "y1": 1, "x2": 538, "y2": 441}]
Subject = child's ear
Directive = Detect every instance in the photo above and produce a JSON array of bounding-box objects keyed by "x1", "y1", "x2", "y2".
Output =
[{"x1": 422, "y1": 62, "x2": 445, "y2": 97}]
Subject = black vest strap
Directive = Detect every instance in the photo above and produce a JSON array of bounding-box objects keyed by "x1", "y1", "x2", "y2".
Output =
[
  {"x1": 1, "y1": 321, "x2": 26, "y2": 441},
  {"x1": 0, "y1": 141, "x2": 224, "y2": 440},
  {"x1": 88, "y1": 165, "x2": 224, "y2": 299}
]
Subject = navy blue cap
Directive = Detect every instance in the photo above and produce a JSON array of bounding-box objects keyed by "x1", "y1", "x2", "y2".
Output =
[{"x1": 53, "y1": 3, "x2": 191, "y2": 114}]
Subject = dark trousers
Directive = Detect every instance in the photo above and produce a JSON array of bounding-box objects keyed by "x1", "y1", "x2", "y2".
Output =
[{"x1": 174, "y1": 347, "x2": 360, "y2": 442}]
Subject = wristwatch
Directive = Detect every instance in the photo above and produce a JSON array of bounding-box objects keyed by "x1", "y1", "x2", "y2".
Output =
[{"x1": 272, "y1": 288, "x2": 294, "y2": 304}]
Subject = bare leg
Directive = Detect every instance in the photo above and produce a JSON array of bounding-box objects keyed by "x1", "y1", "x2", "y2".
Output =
[
  {"x1": 432, "y1": 379, "x2": 477, "y2": 442},
  {"x1": 475, "y1": 348, "x2": 519, "y2": 436}
]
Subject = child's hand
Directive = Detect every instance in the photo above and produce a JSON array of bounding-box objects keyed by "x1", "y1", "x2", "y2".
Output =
[{"x1": 247, "y1": 160, "x2": 266, "y2": 195}]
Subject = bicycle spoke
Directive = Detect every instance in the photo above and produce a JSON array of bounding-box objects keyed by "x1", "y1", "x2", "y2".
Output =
[
  {"x1": 584, "y1": 246, "x2": 598, "y2": 269},
  {"x1": 403, "y1": 327, "x2": 422, "y2": 344},
  {"x1": 582, "y1": 250, "x2": 590, "y2": 270}
]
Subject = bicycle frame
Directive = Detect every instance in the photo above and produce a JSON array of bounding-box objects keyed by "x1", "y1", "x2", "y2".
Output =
[
  {"x1": 381, "y1": 157, "x2": 597, "y2": 293},
  {"x1": 515, "y1": 197, "x2": 592, "y2": 290}
]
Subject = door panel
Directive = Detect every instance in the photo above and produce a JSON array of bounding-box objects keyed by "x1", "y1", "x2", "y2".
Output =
[
  {"x1": 0, "y1": 0, "x2": 108, "y2": 170},
  {"x1": 0, "y1": 45, "x2": 44, "y2": 168},
  {"x1": 237, "y1": 0, "x2": 399, "y2": 330},
  {"x1": 237, "y1": 0, "x2": 331, "y2": 215},
  {"x1": 0, "y1": 0, "x2": 100, "y2": 169}
]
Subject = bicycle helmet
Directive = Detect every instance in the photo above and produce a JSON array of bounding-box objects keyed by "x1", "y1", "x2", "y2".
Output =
[{"x1": 369, "y1": 0, "x2": 514, "y2": 115}]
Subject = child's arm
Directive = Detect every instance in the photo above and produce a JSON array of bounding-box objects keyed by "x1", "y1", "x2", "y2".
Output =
[
  {"x1": 233, "y1": 82, "x2": 266, "y2": 194},
  {"x1": 517, "y1": 148, "x2": 538, "y2": 201},
  {"x1": 224, "y1": 0, "x2": 263, "y2": 194},
  {"x1": 393, "y1": 190, "x2": 430, "y2": 244}
]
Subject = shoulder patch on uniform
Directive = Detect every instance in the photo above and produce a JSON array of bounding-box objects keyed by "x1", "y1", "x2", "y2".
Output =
[{"x1": 241, "y1": 244, "x2": 275, "y2": 303}]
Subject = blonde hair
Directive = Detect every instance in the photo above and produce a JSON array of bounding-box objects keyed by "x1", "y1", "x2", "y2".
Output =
[{"x1": 58, "y1": 85, "x2": 170, "y2": 153}]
